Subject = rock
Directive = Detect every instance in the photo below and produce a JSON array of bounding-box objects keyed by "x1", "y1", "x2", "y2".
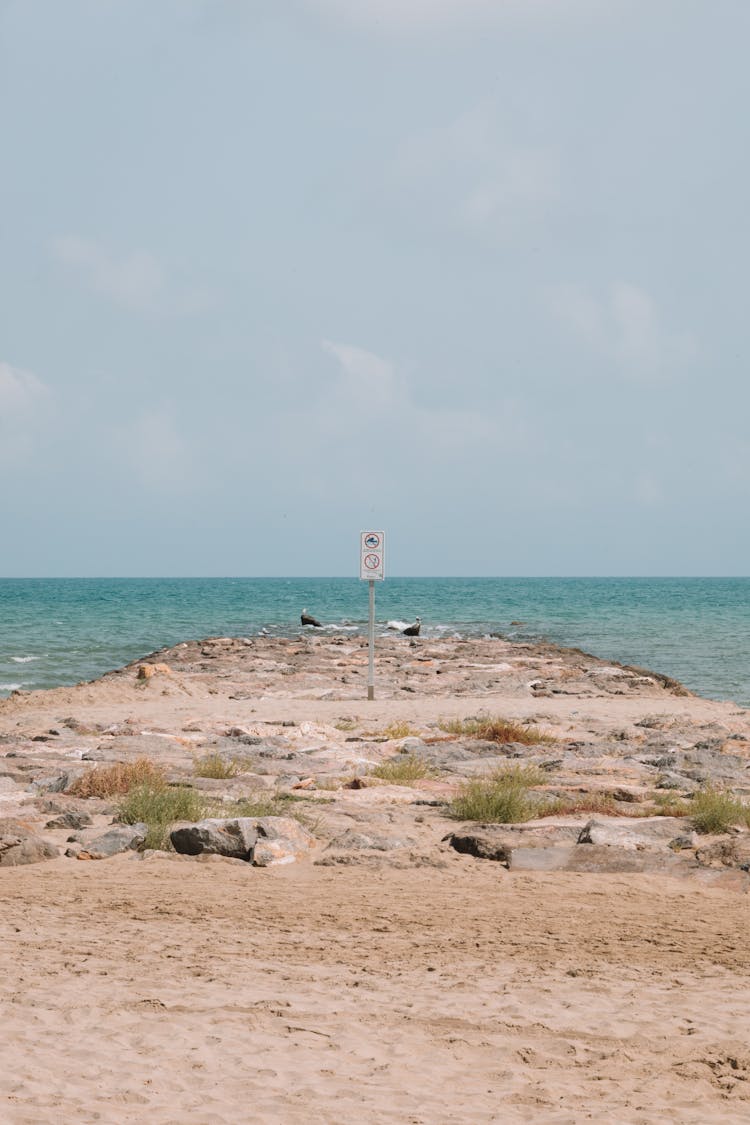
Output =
[
  {"x1": 695, "y1": 837, "x2": 750, "y2": 870},
  {"x1": 31, "y1": 771, "x2": 80, "y2": 795},
  {"x1": 447, "y1": 824, "x2": 581, "y2": 863},
  {"x1": 170, "y1": 818, "x2": 258, "y2": 860},
  {"x1": 577, "y1": 818, "x2": 689, "y2": 849},
  {"x1": 254, "y1": 816, "x2": 316, "y2": 853},
  {"x1": 509, "y1": 845, "x2": 695, "y2": 875},
  {"x1": 45, "y1": 811, "x2": 93, "y2": 831},
  {"x1": 252, "y1": 839, "x2": 301, "y2": 867},
  {"x1": 65, "y1": 842, "x2": 84, "y2": 858},
  {"x1": 82, "y1": 823, "x2": 148, "y2": 859},
  {"x1": 0, "y1": 818, "x2": 58, "y2": 866},
  {"x1": 327, "y1": 830, "x2": 416, "y2": 852},
  {"x1": 170, "y1": 815, "x2": 316, "y2": 865},
  {"x1": 136, "y1": 662, "x2": 172, "y2": 680}
]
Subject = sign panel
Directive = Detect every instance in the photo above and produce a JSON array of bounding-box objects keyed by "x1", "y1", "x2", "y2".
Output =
[{"x1": 360, "y1": 530, "x2": 385, "y2": 581}]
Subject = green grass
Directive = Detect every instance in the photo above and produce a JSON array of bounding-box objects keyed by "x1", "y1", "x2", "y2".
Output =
[
  {"x1": 193, "y1": 752, "x2": 239, "y2": 779},
  {"x1": 370, "y1": 753, "x2": 435, "y2": 784},
  {"x1": 449, "y1": 765, "x2": 545, "y2": 823},
  {"x1": 119, "y1": 784, "x2": 210, "y2": 850},
  {"x1": 438, "y1": 715, "x2": 555, "y2": 745},
  {"x1": 118, "y1": 784, "x2": 311, "y2": 851},
  {"x1": 689, "y1": 786, "x2": 750, "y2": 834}
]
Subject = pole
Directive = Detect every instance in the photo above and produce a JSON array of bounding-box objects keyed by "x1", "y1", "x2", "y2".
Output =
[{"x1": 367, "y1": 579, "x2": 375, "y2": 700}]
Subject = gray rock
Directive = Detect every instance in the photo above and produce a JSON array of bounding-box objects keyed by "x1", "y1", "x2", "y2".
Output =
[
  {"x1": 45, "y1": 811, "x2": 93, "y2": 831},
  {"x1": 170, "y1": 815, "x2": 316, "y2": 865},
  {"x1": 447, "y1": 825, "x2": 580, "y2": 863},
  {"x1": 577, "y1": 817, "x2": 689, "y2": 849},
  {"x1": 0, "y1": 818, "x2": 58, "y2": 866},
  {"x1": 83, "y1": 823, "x2": 148, "y2": 858},
  {"x1": 695, "y1": 837, "x2": 750, "y2": 870},
  {"x1": 170, "y1": 817, "x2": 258, "y2": 859},
  {"x1": 31, "y1": 771, "x2": 78, "y2": 794},
  {"x1": 509, "y1": 844, "x2": 696, "y2": 875},
  {"x1": 327, "y1": 830, "x2": 415, "y2": 852}
]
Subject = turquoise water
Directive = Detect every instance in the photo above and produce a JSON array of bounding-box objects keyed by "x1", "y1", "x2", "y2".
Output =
[{"x1": 1, "y1": 577, "x2": 749, "y2": 705}]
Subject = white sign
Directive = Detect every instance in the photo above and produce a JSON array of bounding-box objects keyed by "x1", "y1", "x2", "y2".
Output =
[{"x1": 360, "y1": 530, "x2": 385, "y2": 581}]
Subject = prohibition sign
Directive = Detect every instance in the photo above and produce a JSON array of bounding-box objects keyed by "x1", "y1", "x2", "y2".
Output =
[
  {"x1": 364, "y1": 553, "x2": 381, "y2": 571},
  {"x1": 364, "y1": 533, "x2": 381, "y2": 549}
]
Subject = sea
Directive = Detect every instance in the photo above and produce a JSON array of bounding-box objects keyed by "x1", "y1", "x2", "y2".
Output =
[{"x1": 1, "y1": 577, "x2": 749, "y2": 706}]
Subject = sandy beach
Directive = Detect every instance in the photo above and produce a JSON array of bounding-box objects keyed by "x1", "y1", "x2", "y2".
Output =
[{"x1": 1, "y1": 633, "x2": 749, "y2": 1123}]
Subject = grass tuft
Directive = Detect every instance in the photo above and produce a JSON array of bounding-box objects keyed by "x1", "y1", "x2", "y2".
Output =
[
  {"x1": 689, "y1": 786, "x2": 750, "y2": 835},
  {"x1": 382, "y1": 720, "x2": 419, "y2": 740},
  {"x1": 193, "y1": 753, "x2": 238, "y2": 779},
  {"x1": 118, "y1": 783, "x2": 209, "y2": 850},
  {"x1": 371, "y1": 753, "x2": 435, "y2": 784},
  {"x1": 450, "y1": 765, "x2": 545, "y2": 823},
  {"x1": 439, "y1": 715, "x2": 554, "y2": 745},
  {"x1": 67, "y1": 757, "x2": 165, "y2": 798},
  {"x1": 117, "y1": 784, "x2": 314, "y2": 851}
]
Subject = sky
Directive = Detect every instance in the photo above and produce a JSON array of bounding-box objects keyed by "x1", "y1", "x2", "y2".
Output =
[{"x1": 1, "y1": 0, "x2": 748, "y2": 577}]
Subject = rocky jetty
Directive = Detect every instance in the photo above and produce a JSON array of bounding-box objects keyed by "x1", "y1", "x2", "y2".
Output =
[{"x1": 0, "y1": 632, "x2": 747, "y2": 886}]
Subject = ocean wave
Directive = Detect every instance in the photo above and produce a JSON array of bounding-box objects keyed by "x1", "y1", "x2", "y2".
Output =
[
  {"x1": 0, "y1": 683, "x2": 22, "y2": 691},
  {"x1": 386, "y1": 620, "x2": 410, "y2": 631},
  {"x1": 11, "y1": 655, "x2": 41, "y2": 663}
]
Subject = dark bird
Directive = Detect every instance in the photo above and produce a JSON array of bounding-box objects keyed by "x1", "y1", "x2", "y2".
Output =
[
  {"x1": 301, "y1": 608, "x2": 322, "y2": 627},
  {"x1": 402, "y1": 617, "x2": 421, "y2": 636}
]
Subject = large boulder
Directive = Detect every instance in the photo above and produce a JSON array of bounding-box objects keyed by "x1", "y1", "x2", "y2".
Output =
[
  {"x1": 170, "y1": 818, "x2": 258, "y2": 860},
  {"x1": 0, "y1": 818, "x2": 58, "y2": 867},
  {"x1": 695, "y1": 837, "x2": 750, "y2": 870},
  {"x1": 447, "y1": 824, "x2": 581, "y2": 863},
  {"x1": 170, "y1": 815, "x2": 315, "y2": 865},
  {"x1": 577, "y1": 817, "x2": 689, "y2": 849},
  {"x1": 79, "y1": 823, "x2": 148, "y2": 859}
]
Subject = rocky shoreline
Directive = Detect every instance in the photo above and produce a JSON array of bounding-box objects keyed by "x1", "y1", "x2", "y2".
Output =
[
  {"x1": 1, "y1": 632, "x2": 749, "y2": 887},
  {"x1": 3, "y1": 631, "x2": 750, "y2": 1122}
]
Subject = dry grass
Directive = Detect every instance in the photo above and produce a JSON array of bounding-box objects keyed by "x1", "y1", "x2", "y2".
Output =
[
  {"x1": 382, "y1": 720, "x2": 420, "y2": 740},
  {"x1": 193, "y1": 753, "x2": 239, "y2": 779},
  {"x1": 439, "y1": 715, "x2": 554, "y2": 745},
  {"x1": 370, "y1": 753, "x2": 435, "y2": 784},
  {"x1": 651, "y1": 791, "x2": 692, "y2": 818},
  {"x1": 67, "y1": 757, "x2": 165, "y2": 798},
  {"x1": 538, "y1": 793, "x2": 621, "y2": 818}
]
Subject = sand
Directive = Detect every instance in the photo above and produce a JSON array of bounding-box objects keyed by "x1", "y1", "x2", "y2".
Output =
[{"x1": 1, "y1": 633, "x2": 749, "y2": 1122}]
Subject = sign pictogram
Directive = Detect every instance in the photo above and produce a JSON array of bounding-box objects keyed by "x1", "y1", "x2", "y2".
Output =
[{"x1": 360, "y1": 531, "x2": 385, "y2": 581}]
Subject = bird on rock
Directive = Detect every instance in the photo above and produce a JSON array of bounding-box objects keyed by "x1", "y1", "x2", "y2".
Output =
[
  {"x1": 402, "y1": 617, "x2": 421, "y2": 636},
  {"x1": 301, "y1": 608, "x2": 323, "y2": 627}
]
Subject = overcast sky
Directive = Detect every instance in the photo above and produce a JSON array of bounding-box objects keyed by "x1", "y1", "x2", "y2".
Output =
[{"x1": 1, "y1": 0, "x2": 748, "y2": 576}]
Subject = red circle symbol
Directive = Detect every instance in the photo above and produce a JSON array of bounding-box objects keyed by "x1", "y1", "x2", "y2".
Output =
[{"x1": 364, "y1": 553, "x2": 381, "y2": 570}]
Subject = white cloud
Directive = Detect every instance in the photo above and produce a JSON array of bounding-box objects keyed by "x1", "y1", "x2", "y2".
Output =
[
  {"x1": 394, "y1": 104, "x2": 558, "y2": 239},
  {"x1": 319, "y1": 339, "x2": 501, "y2": 449},
  {"x1": 0, "y1": 361, "x2": 50, "y2": 464},
  {"x1": 550, "y1": 282, "x2": 696, "y2": 377},
  {"x1": 321, "y1": 339, "x2": 400, "y2": 411},
  {"x1": 52, "y1": 235, "x2": 213, "y2": 316}
]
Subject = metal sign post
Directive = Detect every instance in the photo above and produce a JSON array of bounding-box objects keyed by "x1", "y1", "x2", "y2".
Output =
[{"x1": 360, "y1": 531, "x2": 385, "y2": 700}]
